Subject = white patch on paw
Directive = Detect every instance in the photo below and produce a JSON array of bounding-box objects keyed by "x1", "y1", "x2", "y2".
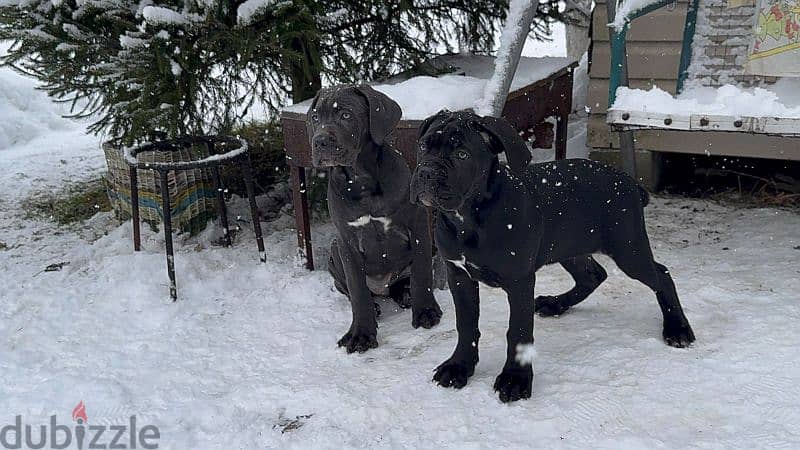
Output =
[{"x1": 515, "y1": 343, "x2": 536, "y2": 366}]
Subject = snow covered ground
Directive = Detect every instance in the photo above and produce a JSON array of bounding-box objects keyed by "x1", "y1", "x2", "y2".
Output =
[{"x1": 2, "y1": 45, "x2": 800, "y2": 450}]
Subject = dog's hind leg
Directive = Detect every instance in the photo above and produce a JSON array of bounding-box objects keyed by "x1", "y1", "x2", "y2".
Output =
[
  {"x1": 607, "y1": 232, "x2": 695, "y2": 348},
  {"x1": 388, "y1": 277, "x2": 412, "y2": 309},
  {"x1": 535, "y1": 255, "x2": 607, "y2": 317}
]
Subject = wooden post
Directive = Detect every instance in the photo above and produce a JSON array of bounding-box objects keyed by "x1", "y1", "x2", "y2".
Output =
[{"x1": 290, "y1": 165, "x2": 314, "y2": 270}]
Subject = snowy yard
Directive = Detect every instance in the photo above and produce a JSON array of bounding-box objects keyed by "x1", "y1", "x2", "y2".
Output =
[{"x1": 1, "y1": 63, "x2": 800, "y2": 449}]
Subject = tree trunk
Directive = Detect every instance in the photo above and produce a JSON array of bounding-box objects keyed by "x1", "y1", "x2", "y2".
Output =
[{"x1": 288, "y1": 35, "x2": 322, "y2": 103}]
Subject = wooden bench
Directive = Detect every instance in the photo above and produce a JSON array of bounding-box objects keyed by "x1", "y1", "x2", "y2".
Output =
[{"x1": 605, "y1": 0, "x2": 800, "y2": 176}]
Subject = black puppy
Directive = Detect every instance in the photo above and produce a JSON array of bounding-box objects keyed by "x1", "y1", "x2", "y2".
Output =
[
  {"x1": 410, "y1": 110, "x2": 695, "y2": 402},
  {"x1": 307, "y1": 85, "x2": 442, "y2": 353}
]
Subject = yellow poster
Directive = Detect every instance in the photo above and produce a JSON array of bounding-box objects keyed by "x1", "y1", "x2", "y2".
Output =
[{"x1": 747, "y1": 0, "x2": 800, "y2": 76}]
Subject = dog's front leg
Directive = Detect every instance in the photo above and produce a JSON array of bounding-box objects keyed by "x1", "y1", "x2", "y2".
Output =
[
  {"x1": 409, "y1": 212, "x2": 442, "y2": 329},
  {"x1": 494, "y1": 275, "x2": 536, "y2": 402},
  {"x1": 433, "y1": 263, "x2": 479, "y2": 389},
  {"x1": 337, "y1": 240, "x2": 379, "y2": 353}
]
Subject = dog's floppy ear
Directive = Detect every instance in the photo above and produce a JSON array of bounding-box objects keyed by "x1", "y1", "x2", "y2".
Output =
[
  {"x1": 305, "y1": 88, "x2": 324, "y2": 138},
  {"x1": 418, "y1": 109, "x2": 451, "y2": 139},
  {"x1": 355, "y1": 85, "x2": 402, "y2": 145},
  {"x1": 475, "y1": 115, "x2": 532, "y2": 174}
]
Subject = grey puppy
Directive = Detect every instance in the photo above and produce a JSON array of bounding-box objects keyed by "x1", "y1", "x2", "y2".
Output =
[{"x1": 307, "y1": 85, "x2": 442, "y2": 353}]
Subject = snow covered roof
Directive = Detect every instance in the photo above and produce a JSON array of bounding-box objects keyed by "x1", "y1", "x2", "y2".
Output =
[{"x1": 282, "y1": 55, "x2": 575, "y2": 120}]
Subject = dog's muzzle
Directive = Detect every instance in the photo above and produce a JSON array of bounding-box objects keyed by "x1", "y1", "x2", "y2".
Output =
[
  {"x1": 312, "y1": 132, "x2": 352, "y2": 167},
  {"x1": 410, "y1": 164, "x2": 448, "y2": 208}
]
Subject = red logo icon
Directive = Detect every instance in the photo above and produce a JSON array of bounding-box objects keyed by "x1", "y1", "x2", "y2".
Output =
[{"x1": 72, "y1": 401, "x2": 87, "y2": 423}]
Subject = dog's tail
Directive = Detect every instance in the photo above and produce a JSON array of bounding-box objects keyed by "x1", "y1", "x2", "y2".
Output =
[{"x1": 637, "y1": 185, "x2": 650, "y2": 207}]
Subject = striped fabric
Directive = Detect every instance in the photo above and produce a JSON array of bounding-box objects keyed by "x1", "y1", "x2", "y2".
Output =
[{"x1": 104, "y1": 142, "x2": 218, "y2": 235}]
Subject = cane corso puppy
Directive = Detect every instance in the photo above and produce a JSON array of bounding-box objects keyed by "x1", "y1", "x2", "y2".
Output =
[
  {"x1": 410, "y1": 110, "x2": 695, "y2": 402},
  {"x1": 307, "y1": 85, "x2": 442, "y2": 353}
]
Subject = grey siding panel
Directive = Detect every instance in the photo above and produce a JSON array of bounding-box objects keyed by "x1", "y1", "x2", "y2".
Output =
[
  {"x1": 593, "y1": 3, "x2": 689, "y2": 42},
  {"x1": 591, "y1": 42, "x2": 683, "y2": 79}
]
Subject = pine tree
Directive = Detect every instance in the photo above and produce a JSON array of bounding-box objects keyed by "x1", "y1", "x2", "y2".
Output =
[{"x1": 0, "y1": 0, "x2": 562, "y2": 145}]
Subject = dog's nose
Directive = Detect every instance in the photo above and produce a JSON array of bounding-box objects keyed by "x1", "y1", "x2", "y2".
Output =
[
  {"x1": 411, "y1": 165, "x2": 439, "y2": 206},
  {"x1": 415, "y1": 165, "x2": 438, "y2": 182},
  {"x1": 312, "y1": 133, "x2": 335, "y2": 151}
]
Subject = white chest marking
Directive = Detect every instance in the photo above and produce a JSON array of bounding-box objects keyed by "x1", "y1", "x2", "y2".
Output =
[
  {"x1": 347, "y1": 215, "x2": 392, "y2": 232},
  {"x1": 447, "y1": 255, "x2": 476, "y2": 278}
]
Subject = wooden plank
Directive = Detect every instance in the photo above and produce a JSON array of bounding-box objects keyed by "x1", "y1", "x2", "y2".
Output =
[
  {"x1": 607, "y1": 111, "x2": 800, "y2": 136},
  {"x1": 607, "y1": 109, "x2": 691, "y2": 131},
  {"x1": 591, "y1": 42, "x2": 683, "y2": 79},
  {"x1": 593, "y1": 3, "x2": 688, "y2": 42},
  {"x1": 594, "y1": 0, "x2": 689, "y2": 4},
  {"x1": 588, "y1": 114, "x2": 800, "y2": 160},
  {"x1": 587, "y1": 78, "x2": 677, "y2": 112},
  {"x1": 689, "y1": 115, "x2": 800, "y2": 135}
]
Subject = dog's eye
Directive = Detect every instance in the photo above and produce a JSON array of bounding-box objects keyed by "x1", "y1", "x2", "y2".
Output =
[
  {"x1": 340, "y1": 112, "x2": 351, "y2": 120},
  {"x1": 455, "y1": 149, "x2": 469, "y2": 160},
  {"x1": 311, "y1": 114, "x2": 320, "y2": 122}
]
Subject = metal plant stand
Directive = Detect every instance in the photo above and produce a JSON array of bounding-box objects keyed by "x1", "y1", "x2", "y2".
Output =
[{"x1": 125, "y1": 135, "x2": 266, "y2": 300}]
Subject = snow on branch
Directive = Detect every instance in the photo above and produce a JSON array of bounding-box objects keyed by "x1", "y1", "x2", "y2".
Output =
[
  {"x1": 237, "y1": 0, "x2": 288, "y2": 25},
  {"x1": 142, "y1": 6, "x2": 200, "y2": 26}
]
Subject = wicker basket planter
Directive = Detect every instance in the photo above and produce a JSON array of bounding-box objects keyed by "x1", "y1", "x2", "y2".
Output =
[
  {"x1": 104, "y1": 139, "x2": 218, "y2": 235},
  {"x1": 107, "y1": 135, "x2": 265, "y2": 300}
]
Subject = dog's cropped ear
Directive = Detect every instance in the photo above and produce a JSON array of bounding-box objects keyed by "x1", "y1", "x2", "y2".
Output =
[
  {"x1": 418, "y1": 109, "x2": 451, "y2": 139},
  {"x1": 475, "y1": 115, "x2": 532, "y2": 174},
  {"x1": 355, "y1": 85, "x2": 402, "y2": 146}
]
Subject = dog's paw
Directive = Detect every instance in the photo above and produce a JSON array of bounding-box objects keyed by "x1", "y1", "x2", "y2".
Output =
[
  {"x1": 391, "y1": 284, "x2": 413, "y2": 309},
  {"x1": 337, "y1": 330, "x2": 378, "y2": 353},
  {"x1": 433, "y1": 359, "x2": 475, "y2": 389},
  {"x1": 534, "y1": 295, "x2": 570, "y2": 317},
  {"x1": 493, "y1": 366, "x2": 533, "y2": 403},
  {"x1": 663, "y1": 321, "x2": 695, "y2": 348},
  {"x1": 412, "y1": 303, "x2": 443, "y2": 329}
]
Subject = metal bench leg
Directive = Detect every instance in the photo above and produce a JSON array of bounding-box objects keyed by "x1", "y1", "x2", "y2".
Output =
[
  {"x1": 242, "y1": 160, "x2": 266, "y2": 263},
  {"x1": 555, "y1": 114, "x2": 568, "y2": 160},
  {"x1": 290, "y1": 165, "x2": 314, "y2": 270},
  {"x1": 129, "y1": 166, "x2": 141, "y2": 251},
  {"x1": 619, "y1": 130, "x2": 637, "y2": 179},
  {"x1": 159, "y1": 170, "x2": 177, "y2": 301},
  {"x1": 212, "y1": 166, "x2": 232, "y2": 247}
]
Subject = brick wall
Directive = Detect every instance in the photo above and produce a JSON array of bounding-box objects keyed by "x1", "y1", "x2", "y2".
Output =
[{"x1": 688, "y1": 0, "x2": 778, "y2": 87}]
